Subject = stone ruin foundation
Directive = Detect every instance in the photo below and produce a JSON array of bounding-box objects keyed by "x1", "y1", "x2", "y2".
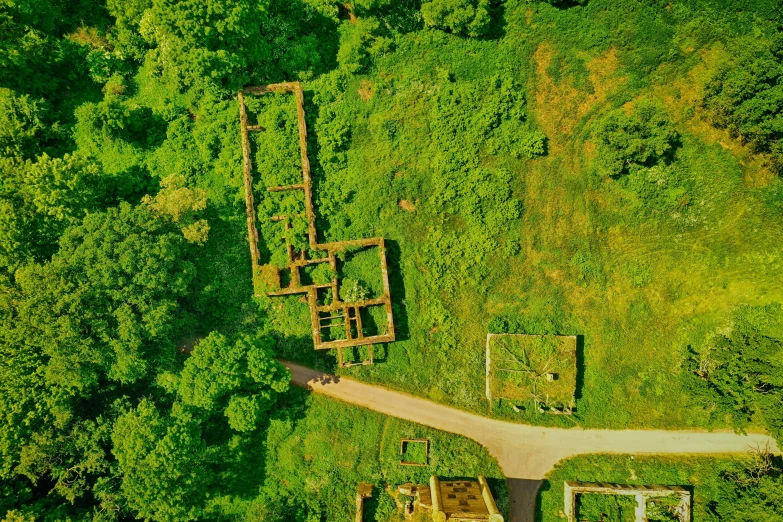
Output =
[
  {"x1": 238, "y1": 82, "x2": 395, "y2": 367},
  {"x1": 564, "y1": 481, "x2": 691, "y2": 522}
]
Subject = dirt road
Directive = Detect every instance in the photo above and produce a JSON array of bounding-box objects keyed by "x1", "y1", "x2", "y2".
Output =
[{"x1": 282, "y1": 362, "x2": 780, "y2": 522}]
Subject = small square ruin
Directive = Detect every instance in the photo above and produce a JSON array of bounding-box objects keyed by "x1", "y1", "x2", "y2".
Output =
[
  {"x1": 399, "y1": 438, "x2": 430, "y2": 467},
  {"x1": 485, "y1": 333, "x2": 577, "y2": 414}
]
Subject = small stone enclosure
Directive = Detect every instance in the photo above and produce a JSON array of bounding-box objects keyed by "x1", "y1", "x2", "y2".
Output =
[
  {"x1": 399, "y1": 438, "x2": 430, "y2": 467},
  {"x1": 238, "y1": 82, "x2": 395, "y2": 367},
  {"x1": 485, "y1": 333, "x2": 577, "y2": 414},
  {"x1": 564, "y1": 482, "x2": 692, "y2": 522}
]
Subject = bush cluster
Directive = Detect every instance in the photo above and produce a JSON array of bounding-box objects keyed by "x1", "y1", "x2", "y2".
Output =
[{"x1": 701, "y1": 34, "x2": 783, "y2": 173}]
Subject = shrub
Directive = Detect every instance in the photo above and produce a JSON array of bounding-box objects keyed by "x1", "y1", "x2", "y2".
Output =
[
  {"x1": 340, "y1": 278, "x2": 370, "y2": 302},
  {"x1": 576, "y1": 493, "x2": 637, "y2": 522},
  {"x1": 421, "y1": 0, "x2": 491, "y2": 38},
  {"x1": 645, "y1": 495, "x2": 681, "y2": 522},
  {"x1": 0, "y1": 88, "x2": 46, "y2": 160},
  {"x1": 592, "y1": 99, "x2": 678, "y2": 178}
]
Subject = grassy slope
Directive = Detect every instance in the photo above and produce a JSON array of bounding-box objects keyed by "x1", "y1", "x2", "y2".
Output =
[
  {"x1": 267, "y1": 0, "x2": 783, "y2": 430},
  {"x1": 536, "y1": 453, "x2": 752, "y2": 521}
]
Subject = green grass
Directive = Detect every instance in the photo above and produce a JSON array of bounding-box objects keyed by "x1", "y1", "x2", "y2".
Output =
[
  {"x1": 244, "y1": 388, "x2": 507, "y2": 521},
  {"x1": 536, "y1": 453, "x2": 758, "y2": 522},
  {"x1": 260, "y1": 0, "x2": 783, "y2": 431},
  {"x1": 488, "y1": 334, "x2": 577, "y2": 414}
]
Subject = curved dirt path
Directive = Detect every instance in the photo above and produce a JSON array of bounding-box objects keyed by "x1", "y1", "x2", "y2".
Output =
[{"x1": 282, "y1": 362, "x2": 780, "y2": 522}]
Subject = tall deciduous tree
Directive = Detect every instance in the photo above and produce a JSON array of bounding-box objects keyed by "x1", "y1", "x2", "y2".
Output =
[
  {"x1": 170, "y1": 332, "x2": 289, "y2": 432},
  {"x1": 15, "y1": 202, "x2": 196, "y2": 388},
  {"x1": 701, "y1": 34, "x2": 783, "y2": 173},
  {"x1": 112, "y1": 400, "x2": 208, "y2": 521},
  {"x1": 1, "y1": 201, "x2": 202, "y2": 518},
  {"x1": 708, "y1": 451, "x2": 783, "y2": 522}
]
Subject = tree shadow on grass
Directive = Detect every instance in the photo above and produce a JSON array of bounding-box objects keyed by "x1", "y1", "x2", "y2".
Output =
[
  {"x1": 362, "y1": 484, "x2": 385, "y2": 521},
  {"x1": 386, "y1": 238, "x2": 410, "y2": 343},
  {"x1": 574, "y1": 334, "x2": 585, "y2": 402},
  {"x1": 483, "y1": 0, "x2": 508, "y2": 41},
  {"x1": 534, "y1": 478, "x2": 552, "y2": 522}
]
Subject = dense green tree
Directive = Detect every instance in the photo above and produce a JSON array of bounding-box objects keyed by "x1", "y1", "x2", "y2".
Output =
[
  {"x1": 0, "y1": 89, "x2": 48, "y2": 160},
  {"x1": 421, "y1": 0, "x2": 491, "y2": 38},
  {"x1": 105, "y1": 0, "x2": 152, "y2": 62},
  {"x1": 686, "y1": 303, "x2": 783, "y2": 445},
  {"x1": 0, "y1": 0, "x2": 106, "y2": 128},
  {"x1": 592, "y1": 99, "x2": 678, "y2": 178},
  {"x1": 15, "y1": 202, "x2": 196, "y2": 389},
  {"x1": 143, "y1": 174, "x2": 209, "y2": 244},
  {"x1": 73, "y1": 95, "x2": 164, "y2": 200},
  {"x1": 106, "y1": 0, "x2": 338, "y2": 94},
  {"x1": 167, "y1": 332, "x2": 289, "y2": 432},
  {"x1": 539, "y1": 0, "x2": 588, "y2": 6},
  {"x1": 112, "y1": 400, "x2": 208, "y2": 521},
  {"x1": 0, "y1": 291, "x2": 47, "y2": 480},
  {"x1": 16, "y1": 417, "x2": 114, "y2": 506},
  {"x1": 708, "y1": 452, "x2": 783, "y2": 522},
  {"x1": 0, "y1": 201, "x2": 203, "y2": 520},
  {"x1": 0, "y1": 153, "x2": 103, "y2": 275},
  {"x1": 136, "y1": 0, "x2": 270, "y2": 92}
]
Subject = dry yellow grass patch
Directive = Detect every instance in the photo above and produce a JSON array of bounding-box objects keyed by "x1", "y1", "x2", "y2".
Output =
[
  {"x1": 398, "y1": 199, "x2": 416, "y2": 212},
  {"x1": 586, "y1": 48, "x2": 625, "y2": 103},
  {"x1": 358, "y1": 80, "x2": 374, "y2": 101},
  {"x1": 531, "y1": 45, "x2": 625, "y2": 151}
]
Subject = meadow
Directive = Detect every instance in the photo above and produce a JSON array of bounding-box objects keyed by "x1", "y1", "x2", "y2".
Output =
[{"x1": 264, "y1": 0, "x2": 783, "y2": 430}]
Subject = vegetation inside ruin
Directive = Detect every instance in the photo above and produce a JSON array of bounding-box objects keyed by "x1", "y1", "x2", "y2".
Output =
[
  {"x1": 1, "y1": 0, "x2": 782, "y2": 520},
  {"x1": 539, "y1": 453, "x2": 783, "y2": 521},
  {"x1": 576, "y1": 493, "x2": 637, "y2": 522}
]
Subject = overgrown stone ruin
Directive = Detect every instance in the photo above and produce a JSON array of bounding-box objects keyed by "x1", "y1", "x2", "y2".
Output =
[
  {"x1": 238, "y1": 82, "x2": 395, "y2": 367},
  {"x1": 355, "y1": 482, "x2": 373, "y2": 522},
  {"x1": 399, "y1": 476, "x2": 503, "y2": 522},
  {"x1": 564, "y1": 482, "x2": 691, "y2": 522},
  {"x1": 399, "y1": 438, "x2": 430, "y2": 467}
]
